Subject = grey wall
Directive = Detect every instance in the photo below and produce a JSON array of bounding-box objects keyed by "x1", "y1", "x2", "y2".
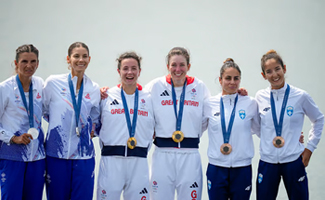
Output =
[{"x1": 1, "y1": 0, "x2": 324, "y2": 199}]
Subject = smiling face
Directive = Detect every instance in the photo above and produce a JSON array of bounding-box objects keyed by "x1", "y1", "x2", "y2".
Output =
[
  {"x1": 67, "y1": 47, "x2": 91, "y2": 75},
  {"x1": 219, "y1": 67, "x2": 241, "y2": 95},
  {"x1": 15, "y1": 52, "x2": 39, "y2": 79},
  {"x1": 118, "y1": 58, "x2": 141, "y2": 88},
  {"x1": 167, "y1": 55, "x2": 191, "y2": 87},
  {"x1": 262, "y1": 58, "x2": 286, "y2": 89}
]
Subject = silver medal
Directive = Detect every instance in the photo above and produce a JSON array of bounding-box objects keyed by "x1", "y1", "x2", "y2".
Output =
[
  {"x1": 28, "y1": 128, "x2": 39, "y2": 140},
  {"x1": 76, "y1": 127, "x2": 80, "y2": 137}
]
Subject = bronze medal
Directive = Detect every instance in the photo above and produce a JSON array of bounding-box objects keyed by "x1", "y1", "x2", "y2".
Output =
[
  {"x1": 127, "y1": 137, "x2": 137, "y2": 149},
  {"x1": 220, "y1": 143, "x2": 232, "y2": 155},
  {"x1": 172, "y1": 131, "x2": 184, "y2": 143},
  {"x1": 273, "y1": 136, "x2": 285, "y2": 148}
]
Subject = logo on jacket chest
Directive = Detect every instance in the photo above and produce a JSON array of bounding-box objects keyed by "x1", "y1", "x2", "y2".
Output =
[
  {"x1": 60, "y1": 87, "x2": 67, "y2": 96},
  {"x1": 239, "y1": 109, "x2": 246, "y2": 119},
  {"x1": 190, "y1": 88, "x2": 197, "y2": 100},
  {"x1": 14, "y1": 94, "x2": 21, "y2": 103},
  {"x1": 287, "y1": 106, "x2": 294, "y2": 116},
  {"x1": 140, "y1": 99, "x2": 146, "y2": 109}
]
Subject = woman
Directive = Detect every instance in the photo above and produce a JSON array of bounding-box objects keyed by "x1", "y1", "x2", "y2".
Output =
[
  {"x1": 43, "y1": 42, "x2": 100, "y2": 200},
  {"x1": 255, "y1": 50, "x2": 324, "y2": 200},
  {"x1": 146, "y1": 47, "x2": 210, "y2": 200},
  {"x1": 203, "y1": 58, "x2": 260, "y2": 200},
  {"x1": 97, "y1": 52, "x2": 154, "y2": 200},
  {"x1": 0, "y1": 44, "x2": 45, "y2": 200}
]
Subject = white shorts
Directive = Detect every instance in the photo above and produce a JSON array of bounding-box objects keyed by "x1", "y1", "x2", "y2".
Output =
[
  {"x1": 97, "y1": 156, "x2": 149, "y2": 200},
  {"x1": 150, "y1": 147, "x2": 202, "y2": 200}
]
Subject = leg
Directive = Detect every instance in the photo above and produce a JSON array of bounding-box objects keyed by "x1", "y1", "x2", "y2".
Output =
[
  {"x1": 282, "y1": 157, "x2": 309, "y2": 200},
  {"x1": 46, "y1": 156, "x2": 72, "y2": 200},
  {"x1": 123, "y1": 158, "x2": 150, "y2": 200},
  {"x1": 0, "y1": 159, "x2": 25, "y2": 200},
  {"x1": 150, "y1": 149, "x2": 176, "y2": 200},
  {"x1": 229, "y1": 165, "x2": 252, "y2": 200},
  {"x1": 176, "y1": 151, "x2": 202, "y2": 200},
  {"x1": 206, "y1": 164, "x2": 229, "y2": 200},
  {"x1": 71, "y1": 158, "x2": 95, "y2": 200},
  {"x1": 256, "y1": 160, "x2": 281, "y2": 200},
  {"x1": 23, "y1": 159, "x2": 46, "y2": 200},
  {"x1": 96, "y1": 157, "x2": 124, "y2": 200}
]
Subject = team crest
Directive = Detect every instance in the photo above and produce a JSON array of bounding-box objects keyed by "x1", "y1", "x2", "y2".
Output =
[
  {"x1": 60, "y1": 87, "x2": 67, "y2": 96},
  {"x1": 191, "y1": 88, "x2": 197, "y2": 100},
  {"x1": 207, "y1": 180, "x2": 211, "y2": 190},
  {"x1": 140, "y1": 99, "x2": 146, "y2": 109},
  {"x1": 15, "y1": 94, "x2": 20, "y2": 103},
  {"x1": 258, "y1": 173, "x2": 263, "y2": 183},
  {"x1": 287, "y1": 106, "x2": 294, "y2": 116},
  {"x1": 239, "y1": 110, "x2": 246, "y2": 119}
]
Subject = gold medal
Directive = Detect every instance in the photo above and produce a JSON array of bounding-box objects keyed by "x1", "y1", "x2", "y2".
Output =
[
  {"x1": 273, "y1": 136, "x2": 285, "y2": 148},
  {"x1": 220, "y1": 143, "x2": 232, "y2": 155},
  {"x1": 172, "y1": 131, "x2": 184, "y2": 143},
  {"x1": 127, "y1": 137, "x2": 137, "y2": 149}
]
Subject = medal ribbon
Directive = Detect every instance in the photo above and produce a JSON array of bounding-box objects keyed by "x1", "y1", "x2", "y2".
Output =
[
  {"x1": 270, "y1": 84, "x2": 290, "y2": 137},
  {"x1": 220, "y1": 94, "x2": 238, "y2": 143},
  {"x1": 121, "y1": 87, "x2": 139, "y2": 138},
  {"x1": 68, "y1": 74, "x2": 84, "y2": 130},
  {"x1": 171, "y1": 79, "x2": 187, "y2": 132},
  {"x1": 16, "y1": 75, "x2": 34, "y2": 128}
]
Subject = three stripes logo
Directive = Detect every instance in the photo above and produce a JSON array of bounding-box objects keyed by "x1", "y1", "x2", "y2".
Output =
[
  {"x1": 110, "y1": 99, "x2": 119, "y2": 105},
  {"x1": 160, "y1": 90, "x2": 169, "y2": 96},
  {"x1": 190, "y1": 182, "x2": 199, "y2": 188},
  {"x1": 139, "y1": 188, "x2": 148, "y2": 194}
]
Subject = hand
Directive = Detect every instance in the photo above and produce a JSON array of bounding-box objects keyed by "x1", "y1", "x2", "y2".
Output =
[
  {"x1": 12, "y1": 133, "x2": 32, "y2": 145},
  {"x1": 299, "y1": 132, "x2": 304, "y2": 143},
  {"x1": 100, "y1": 86, "x2": 109, "y2": 100},
  {"x1": 301, "y1": 148, "x2": 312, "y2": 167},
  {"x1": 238, "y1": 87, "x2": 248, "y2": 96}
]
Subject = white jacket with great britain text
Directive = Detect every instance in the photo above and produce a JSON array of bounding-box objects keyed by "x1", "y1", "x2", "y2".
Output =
[
  {"x1": 99, "y1": 84, "x2": 155, "y2": 155},
  {"x1": 255, "y1": 83, "x2": 324, "y2": 164},
  {"x1": 145, "y1": 75, "x2": 210, "y2": 149}
]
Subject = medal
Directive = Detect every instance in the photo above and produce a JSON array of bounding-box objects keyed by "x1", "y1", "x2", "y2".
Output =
[
  {"x1": 76, "y1": 127, "x2": 80, "y2": 137},
  {"x1": 28, "y1": 128, "x2": 39, "y2": 140},
  {"x1": 220, "y1": 94, "x2": 238, "y2": 155},
  {"x1": 68, "y1": 74, "x2": 84, "y2": 137},
  {"x1": 16, "y1": 75, "x2": 36, "y2": 135},
  {"x1": 127, "y1": 137, "x2": 137, "y2": 149},
  {"x1": 273, "y1": 136, "x2": 285, "y2": 148},
  {"x1": 121, "y1": 87, "x2": 139, "y2": 149},
  {"x1": 270, "y1": 85, "x2": 290, "y2": 148},
  {"x1": 172, "y1": 131, "x2": 184, "y2": 143},
  {"x1": 171, "y1": 79, "x2": 187, "y2": 143},
  {"x1": 220, "y1": 143, "x2": 232, "y2": 155}
]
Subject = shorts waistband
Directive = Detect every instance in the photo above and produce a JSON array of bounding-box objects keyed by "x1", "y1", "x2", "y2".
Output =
[
  {"x1": 101, "y1": 145, "x2": 148, "y2": 158},
  {"x1": 154, "y1": 137, "x2": 199, "y2": 148}
]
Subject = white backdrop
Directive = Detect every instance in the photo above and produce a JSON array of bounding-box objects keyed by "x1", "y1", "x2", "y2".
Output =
[{"x1": 1, "y1": 0, "x2": 324, "y2": 199}]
